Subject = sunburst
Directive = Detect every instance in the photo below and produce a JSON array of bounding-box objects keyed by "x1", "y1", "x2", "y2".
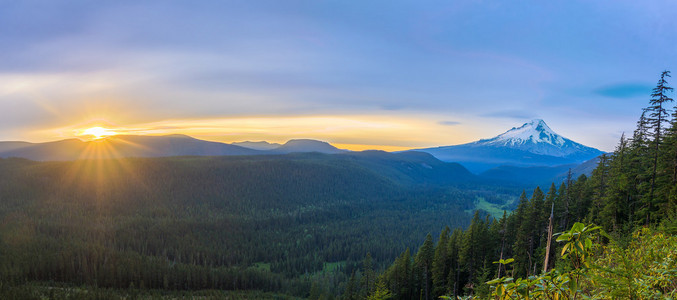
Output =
[{"x1": 82, "y1": 127, "x2": 117, "y2": 140}]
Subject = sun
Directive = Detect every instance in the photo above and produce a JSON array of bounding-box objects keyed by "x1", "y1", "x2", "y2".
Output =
[{"x1": 82, "y1": 127, "x2": 117, "y2": 139}]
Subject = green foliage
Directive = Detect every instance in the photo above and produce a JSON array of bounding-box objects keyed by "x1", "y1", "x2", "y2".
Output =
[
  {"x1": 485, "y1": 221, "x2": 606, "y2": 299},
  {"x1": 2, "y1": 69, "x2": 676, "y2": 299},
  {"x1": 367, "y1": 278, "x2": 392, "y2": 300},
  {"x1": 369, "y1": 70, "x2": 677, "y2": 299},
  {"x1": 0, "y1": 154, "x2": 484, "y2": 297},
  {"x1": 0, "y1": 283, "x2": 304, "y2": 299},
  {"x1": 432, "y1": 227, "x2": 451, "y2": 298},
  {"x1": 414, "y1": 233, "x2": 434, "y2": 300},
  {"x1": 587, "y1": 227, "x2": 677, "y2": 299},
  {"x1": 486, "y1": 224, "x2": 677, "y2": 299},
  {"x1": 554, "y1": 222, "x2": 605, "y2": 269}
]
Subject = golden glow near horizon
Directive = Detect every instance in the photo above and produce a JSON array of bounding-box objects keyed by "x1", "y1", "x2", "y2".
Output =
[
  {"x1": 80, "y1": 127, "x2": 118, "y2": 140},
  {"x1": 34, "y1": 114, "x2": 485, "y2": 151}
]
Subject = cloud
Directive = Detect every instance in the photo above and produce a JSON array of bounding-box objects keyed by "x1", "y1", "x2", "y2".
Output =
[
  {"x1": 481, "y1": 110, "x2": 536, "y2": 120},
  {"x1": 594, "y1": 83, "x2": 652, "y2": 98},
  {"x1": 438, "y1": 121, "x2": 461, "y2": 126}
]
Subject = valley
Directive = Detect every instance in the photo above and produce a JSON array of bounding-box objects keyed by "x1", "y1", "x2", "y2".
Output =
[
  {"x1": 0, "y1": 119, "x2": 607, "y2": 298},
  {"x1": 3, "y1": 2, "x2": 676, "y2": 298},
  {"x1": 0, "y1": 152, "x2": 511, "y2": 297}
]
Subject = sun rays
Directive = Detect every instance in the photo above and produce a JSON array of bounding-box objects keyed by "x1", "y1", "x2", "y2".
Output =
[
  {"x1": 47, "y1": 114, "x2": 480, "y2": 151},
  {"x1": 80, "y1": 127, "x2": 118, "y2": 140},
  {"x1": 56, "y1": 135, "x2": 155, "y2": 208},
  {"x1": 81, "y1": 127, "x2": 117, "y2": 140}
]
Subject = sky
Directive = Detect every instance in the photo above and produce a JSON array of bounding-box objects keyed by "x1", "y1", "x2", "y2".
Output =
[{"x1": 1, "y1": 0, "x2": 676, "y2": 151}]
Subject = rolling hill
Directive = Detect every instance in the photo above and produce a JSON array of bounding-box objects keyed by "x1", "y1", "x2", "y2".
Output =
[{"x1": 0, "y1": 135, "x2": 347, "y2": 161}]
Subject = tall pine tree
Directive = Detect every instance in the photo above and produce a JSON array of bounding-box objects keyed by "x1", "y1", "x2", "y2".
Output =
[
  {"x1": 646, "y1": 70, "x2": 674, "y2": 224},
  {"x1": 414, "y1": 234, "x2": 434, "y2": 300},
  {"x1": 431, "y1": 227, "x2": 451, "y2": 298}
]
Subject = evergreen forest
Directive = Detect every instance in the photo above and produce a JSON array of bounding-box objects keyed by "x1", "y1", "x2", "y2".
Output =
[
  {"x1": 1, "y1": 72, "x2": 676, "y2": 299},
  {"x1": 351, "y1": 71, "x2": 677, "y2": 299},
  {"x1": 0, "y1": 150, "x2": 517, "y2": 298}
]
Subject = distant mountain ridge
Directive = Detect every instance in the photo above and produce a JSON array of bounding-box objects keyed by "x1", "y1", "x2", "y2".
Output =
[
  {"x1": 0, "y1": 120, "x2": 603, "y2": 183},
  {"x1": 417, "y1": 119, "x2": 604, "y2": 173},
  {"x1": 231, "y1": 141, "x2": 281, "y2": 150},
  {"x1": 271, "y1": 139, "x2": 346, "y2": 154},
  {"x1": 0, "y1": 135, "x2": 345, "y2": 161}
]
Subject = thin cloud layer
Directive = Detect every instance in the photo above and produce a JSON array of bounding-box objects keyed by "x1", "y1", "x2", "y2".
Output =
[
  {"x1": 595, "y1": 83, "x2": 654, "y2": 99},
  {"x1": 1, "y1": 1, "x2": 676, "y2": 151}
]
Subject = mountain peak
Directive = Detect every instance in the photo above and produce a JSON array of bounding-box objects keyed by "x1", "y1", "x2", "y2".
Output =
[
  {"x1": 274, "y1": 139, "x2": 346, "y2": 154},
  {"x1": 480, "y1": 119, "x2": 565, "y2": 148},
  {"x1": 467, "y1": 119, "x2": 604, "y2": 158},
  {"x1": 512, "y1": 119, "x2": 545, "y2": 129},
  {"x1": 416, "y1": 119, "x2": 604, "y2": 173},
  {"x1": 524, "y1": 119, "x2": 548, "y2": 130},
  {"x1": 232, "y1": 141, "x2": 281, "y2": 150}
]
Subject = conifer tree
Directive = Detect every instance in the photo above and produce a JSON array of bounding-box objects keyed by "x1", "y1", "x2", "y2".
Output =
[
  {"x1": 668, "y1": 102, "x2": 677, "y2": 186},
  {"x1": 360, "y1": 253, "x2": 376, "y2": 299},
  {"x1": 646, "y1": 70, "x2": 674, "y2": 224},
  {"x1": 514, "y1": 187, "x2": 545, "y2": 276},
  {"x1": 567, "y1": 175, "x2": 591, "y2": 222},
  {"x1": 431, "y1": 227, "x2": 450, "y2": 298},
  {"x1": 658, "y1": 73, "x2": 677, "y2": 219},
  {"x1": 563, "y1": 171, "x2": 574, "y2": 229},
  {"x1": 662, "y1": 116, "x2": 677, "y2": 217},
  {"x1": 368, "y1": 277, "x2": 392, "y2": 300},
  {"x1": 588, "y1": 154, "x2": 611, "y2": 224},
  {"x1": 511, "y1": 190, "x2": 531, "y2": 277},
  {"x1": 414, "y1": 234, "x2": 434, "y2": 300},
  {"x1": 446, "y1": 228, "x2": 463, "y2": 298},
  {"x1": 555, "y1": 182, "x2": 568, "y2": 231},
  {"x1": 528, "y1": 187, "x2": 545, "y2": 275},
  {"x1": 495, "y1": 211, "x2": 509, "y2": 278},
  {"x1": 459, "y1": 211, "x2": 484, "y2": 286},
  {"x1": 598, "y1": 134, "x2": 629, "y2": 232},
  {"x1": 632, "y1": 109, "x2": 650, "y2": 148},
  {"x1": 342, "y1": 271, "x2": 359, "y2": 300},
  {"x1": 391, "y1": 248, "x2": 412, "y2": 299},
  {"x1": 544, "y1": 183, "x2": 557, "y2": 221},
  {"x1": 628, "y1": 110, "x2": 653, "y2": 225}
]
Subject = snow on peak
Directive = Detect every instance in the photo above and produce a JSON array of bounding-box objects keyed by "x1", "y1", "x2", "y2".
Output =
[{"x1": 479, "y1": 119, "x2": 566, "y2": 148}]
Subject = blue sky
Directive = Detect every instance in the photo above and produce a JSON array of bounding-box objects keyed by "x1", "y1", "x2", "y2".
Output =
[{"x1": 1, "y1": 0, "x2": 676, "y2": 151}]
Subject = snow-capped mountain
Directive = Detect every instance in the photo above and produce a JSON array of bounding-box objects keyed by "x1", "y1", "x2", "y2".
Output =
[
  {"x1": 415, "y1": 119, "x2": 604, "y2": 173},
  {"x1": 472, "y1": 119, "x2": 597, "y2": 157}
]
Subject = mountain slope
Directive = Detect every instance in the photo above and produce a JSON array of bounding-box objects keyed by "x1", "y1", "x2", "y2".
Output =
[
  {"x1": 270, "y1": 139, "x2": 347, "y2": 154},
  {"x1": 479, "y1": 154, "x2": 603, "y2": 186},
  {"x1": 0, "y1": 136, "x2": 351, "y2": 161},
  {"x1": 0, "y1": 151, "x2": 480, "y2": 295},
  {"x1": 0, "y1": 135, "x2": 263, "y2": 161},
  {"x1": 418, "y1": 119, "x2": 604, "y2": 173},
  {"x1": 232, "y1": 141, "x2": 282, "y2": 150},
  {"x1": 0, "y1": 139, "x2": 91, "y2": 161},
  {"x1": 341, "y1": 150, "x2": 476, "y2": 185},
  {"x1": 474, "y1": 119, "x2": 603, "y2": 159},
  {"x1": 0, "y1": 141, "x2": 33, "y2": 153},
  {"x1": 480, "y1": 164, "x2": 577, "y2": 186},
  {"x1": 109, "y1": 135, "x2": 262, "y2": 157}
]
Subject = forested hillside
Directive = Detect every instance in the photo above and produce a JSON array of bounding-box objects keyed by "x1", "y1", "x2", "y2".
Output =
[
  {"x1": 359, "y1": 71, "x2": 677, "y2": 300},
  {"x1": 0, "y1": 151, "x2": 517, "y2": 298},
  {"x1": 3, "y1": 71, "x2": 673, "y2": 299}
]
